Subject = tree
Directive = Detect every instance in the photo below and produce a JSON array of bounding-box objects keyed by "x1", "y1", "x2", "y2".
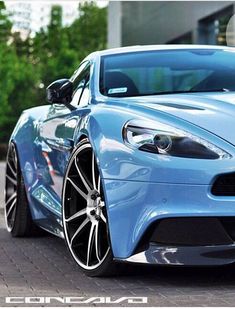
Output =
[
  {"x1": 67, "y1": 2, "x2": 107, "y2": 60},
  {"x1": 0, "y1": 1, "x2": 11, "y2": 43},
  {"x1": 32, "y1": 5, "x2": 78, "y2": 103},
  {"x1": 0, "y1": 1, "x2": 40, "y2": 141},
  {"x1": 0, "y1": 1, "x2": 18, "y2": 141},
  {"x1": 0, "y1": 1, "x2": 107, "y2": 143},
  {"x1": 32, "y1": 2, "x2": 107, "y2": 102}
]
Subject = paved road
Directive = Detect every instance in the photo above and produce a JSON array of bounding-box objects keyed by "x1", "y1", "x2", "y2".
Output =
[{"x1": 2, "y1": 163, "x2": 235, "y2": 306}]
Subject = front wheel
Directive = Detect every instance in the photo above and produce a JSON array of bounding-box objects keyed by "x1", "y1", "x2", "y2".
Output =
[{"x1": 62, "y1": 139, "x2": 116, "y2": 277}]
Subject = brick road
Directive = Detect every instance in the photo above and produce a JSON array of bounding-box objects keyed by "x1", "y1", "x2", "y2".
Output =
[{"x1": 2, "y1": 162, "x2": 235, "y2": 306}]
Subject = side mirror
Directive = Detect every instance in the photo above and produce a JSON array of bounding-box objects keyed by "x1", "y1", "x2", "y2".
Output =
[{"x1": 46, "y1": 79, "x2": 73, "y2": 105}]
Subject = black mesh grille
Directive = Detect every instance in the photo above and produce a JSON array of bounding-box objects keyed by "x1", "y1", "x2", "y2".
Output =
[
  {"x1": 211, "y1": 172, "x2": 235, "y2": 196},
  {"x1": 134, "y1": 217, "x2": 235, "y2": 253},
  {"x1": 150, "y1": 218, "x2": 233, "y2": 246}
]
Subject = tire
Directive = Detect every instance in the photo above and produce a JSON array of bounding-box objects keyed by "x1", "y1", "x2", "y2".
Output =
[
  {"x1": 62, "y1": 138, "x2": 117, "y2": 277},
  {"x1": 5, "y1": 142, "x2": 38, "y2": 237}
]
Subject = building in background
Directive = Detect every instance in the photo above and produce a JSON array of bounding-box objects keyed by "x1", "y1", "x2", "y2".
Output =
[
  {"x1": 6, "y1": 2, "x2": 31, "y2": 39},
  {"x1": 108, "y1": 1, "x2": 235, "y2": 48},
  {"x1": 5, "y1": 1, "x2": 79, "y2": 39}
]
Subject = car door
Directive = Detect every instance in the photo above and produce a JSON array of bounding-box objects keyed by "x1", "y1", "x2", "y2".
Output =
[{"x1": 35, "y1": 61, "x2": 92, "y2": 228}]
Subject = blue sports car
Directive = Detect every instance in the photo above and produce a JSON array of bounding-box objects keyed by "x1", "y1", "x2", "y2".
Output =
[{"x1": 5, "y1": 45, "x2": 235, "y2": 276}]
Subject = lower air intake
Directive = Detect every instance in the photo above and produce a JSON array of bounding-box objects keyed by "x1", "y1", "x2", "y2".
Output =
[{"x1": 212, "y1": 172, "x2": 235, "y2": 196}]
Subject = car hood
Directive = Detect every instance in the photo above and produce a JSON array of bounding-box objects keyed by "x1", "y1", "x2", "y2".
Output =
[{"x1": 124, "y1": 92, "x2": 235, "y2": 145}]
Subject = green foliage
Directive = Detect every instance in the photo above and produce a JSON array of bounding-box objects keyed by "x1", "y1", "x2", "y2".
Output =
[
  {"x1": 0, "y1": 1, "x2": 107, "y2": 143},
  {"x1": 67, "y1": 2, "x2": 107, "y2": 58},
  {"x1": 0, "y1": 1, "x2": 11, "y2": 43},
  {"x1": 0, "y1": 1, "x2": 17, "y2": 141}
]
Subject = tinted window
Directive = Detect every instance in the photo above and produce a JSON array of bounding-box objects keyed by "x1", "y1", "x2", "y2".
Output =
[
  {"x1": 70, "y1": 61, "x2": 90, "y2": 106},
  {"x1": 100, "y1": 49, "x2": 235, "y2": 97}
]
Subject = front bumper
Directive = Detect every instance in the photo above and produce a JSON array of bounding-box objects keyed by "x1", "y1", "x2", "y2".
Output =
[
  {"x1": 103, "y1": 179, "x2": 235, "y2": 261},
  {"x1": 116, "y1": 243, "x2": 235, "y2": 266}
]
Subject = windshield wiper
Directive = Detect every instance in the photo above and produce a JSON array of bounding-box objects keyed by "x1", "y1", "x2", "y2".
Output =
[{"x1": 139, "y1": 88, "x2": 231, "y2": 96}]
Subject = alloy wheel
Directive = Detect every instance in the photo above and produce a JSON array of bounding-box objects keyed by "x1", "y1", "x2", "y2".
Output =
[
  {"x1": 62, "y1": 142, "x2": 110, "y2": 270},
  {"x1": 5, "y1": 143, "x2": 18, "y2": 232}
]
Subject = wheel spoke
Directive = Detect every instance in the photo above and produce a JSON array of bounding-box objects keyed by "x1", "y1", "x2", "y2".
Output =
[
  {"x1": 100, "y1": 212, "x2": 107, "y2": 223},
  {"x1": 63, "y1": 143, "x2": 111, "y2": 270},
  {"x1": 6, "y1": 198, "x2": 16, "y2": 218},
  {"x1": 87, "y1": 222, "x2": 95, "y2": 266},
  {"x1": 5, "y1": 144, "x2": 19, "y2": 232},
  {"x1": 75, "y1": 159, "x2": 91, "y2": 192},
  {"x1": 95, "y1": 222, "x2": 101, "y2": 262},
  {"x1": 67, "y1": 177, "x2": 87, "y2": 200},
  {"x1": 6, "y1": 174, "x2": 17, "y2": 186},
  {"x1": 5, "y1": 192, "x2": 17, "y2": 208},
  {"x1": 65, "y1": 208, "x2": 87, "y2": 222},
  {"x1": 7, "y1": 160, "x2": 17, "y2": 177},
  {"x1": 98, "y1": 176, "x2": 101, "y2": 193},
  {"x1": 70, "y1": 218, "x2": 89, "y2": 245},
  {"x1": 92, "y1": 152, "x2": 97, "y2": 190},
  {"x1": 10, "y1": 148, "x2": 17, "y2": 169}
]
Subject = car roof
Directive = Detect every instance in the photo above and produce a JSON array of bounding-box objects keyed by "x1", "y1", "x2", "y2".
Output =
[{"x1": 88, "y1": 44, "x2": 234, "y2": 59}]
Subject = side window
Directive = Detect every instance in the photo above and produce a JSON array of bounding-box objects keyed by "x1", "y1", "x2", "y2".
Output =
[{"x1": 70, "y1": 61, "x2": 91, "y2": 107}]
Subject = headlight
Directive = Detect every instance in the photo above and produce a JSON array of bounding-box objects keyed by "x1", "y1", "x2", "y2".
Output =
[{"x1": 123, "y1": 120, "x2": 231, "y2": 159}]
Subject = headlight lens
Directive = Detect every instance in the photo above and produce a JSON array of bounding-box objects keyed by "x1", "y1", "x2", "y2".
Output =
[{"x1": 123, "y1": 120, "x2": 231, "y2": 159}]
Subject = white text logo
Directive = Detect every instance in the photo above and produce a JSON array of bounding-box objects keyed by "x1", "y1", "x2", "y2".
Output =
[{"x1": 6, "y1": 296, "x2": 148, "y2": 304}]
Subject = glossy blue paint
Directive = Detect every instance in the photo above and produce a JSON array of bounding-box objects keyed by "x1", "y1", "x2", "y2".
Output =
[
  {"x1": 9, "y1": 45, "x2": 235, "y2": 260},
  {"x1": 104, "y1": 180, "x2": 235, "y2": 258}
]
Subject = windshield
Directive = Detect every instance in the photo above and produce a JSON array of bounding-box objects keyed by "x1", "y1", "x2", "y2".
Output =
[{"x1": 100, "y1": 49, "x2": 235, "y2": 97}]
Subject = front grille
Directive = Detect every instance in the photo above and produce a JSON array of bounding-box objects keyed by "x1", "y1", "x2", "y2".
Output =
[
  {"x1": 150, "y1": 217, "x2": 233, "y2": 246},
  {"x1": 134, "y1": 217, "x2": 235, "y2": 254},
  {"x1": 211, "y1": 172, "x2": 235, "y2": 196}
]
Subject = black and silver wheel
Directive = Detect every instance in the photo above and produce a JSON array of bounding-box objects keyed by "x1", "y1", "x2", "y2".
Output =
[
  {"x1": 5, "y1": 142, "x2": 36, "y2": 236},
  {"x1": 62, "y1": 139, "x2": 115, "y2": 276}
]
